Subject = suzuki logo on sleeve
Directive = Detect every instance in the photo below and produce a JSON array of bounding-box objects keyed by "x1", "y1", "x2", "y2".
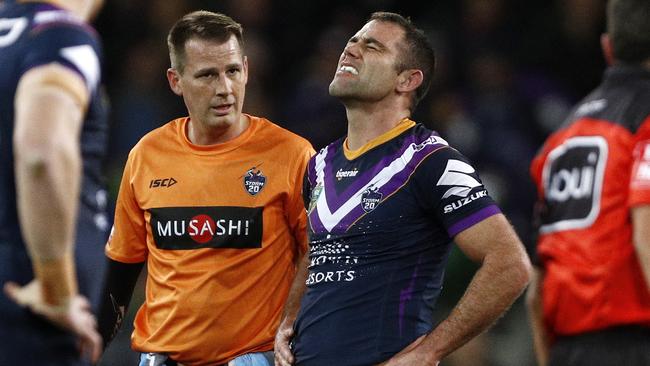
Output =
[
  {"x1": 540, "y1": 136, "x2": 607, "y2": 234},
  {"x1": 436, "y1": 159, "x2": 482, "y2": 199}
]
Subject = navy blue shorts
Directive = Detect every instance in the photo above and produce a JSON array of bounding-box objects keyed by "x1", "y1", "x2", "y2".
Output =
[{"x1": 0, "y1": 208, "x2": 108, "y2": 365}]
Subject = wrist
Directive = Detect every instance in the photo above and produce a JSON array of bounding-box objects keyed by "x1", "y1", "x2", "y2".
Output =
[{"x1": 32, "y1": 253, "x2": 77, "y2": 307}]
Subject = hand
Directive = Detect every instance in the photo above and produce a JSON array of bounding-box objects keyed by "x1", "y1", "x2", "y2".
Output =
[
  {"x1": 4, "y1": 280, "x2": 102, "y2": 363},
  {"x1": 377, "y1": 335, "x2": 440, "y2": 366},
  {"x1": 274, "y1": 319, "x2": 295, "y2": 366}
]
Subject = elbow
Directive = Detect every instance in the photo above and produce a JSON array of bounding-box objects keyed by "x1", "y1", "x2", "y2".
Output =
[
  {"x1": 514, "y1": 254, "x2": 533, "y2": 293},
  {"x1": 14, "y1": 135, "x2": 79, "y2": 177},
  {"x1": 503, "y1": 250, "x2": 533, "y2": 296}
]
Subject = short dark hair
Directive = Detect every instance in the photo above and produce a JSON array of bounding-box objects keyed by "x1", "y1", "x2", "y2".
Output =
[
  {"x1": 607, "y1": 0, "x2": 650, "y2": 63},
  {"x1": 368, "y1": 12, "x2": 435, "y2": 110},
  {"x1": 167, "y1": 11, "x2": 244, "y2": 73}
]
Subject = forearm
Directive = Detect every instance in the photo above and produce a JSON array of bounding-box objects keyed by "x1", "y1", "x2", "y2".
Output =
[
  {"x1": 281, "y1": 251, "x2": 310, "y2": 325},
  {"x1": 526, "y1": 267, "x2": 550, "y2": 366},
  {"x1": 426, "y1": 251, "x2": 530, "y2": 359},
  {"x1": 275, "y1": 251, "x2": 310, "y2": 365}
]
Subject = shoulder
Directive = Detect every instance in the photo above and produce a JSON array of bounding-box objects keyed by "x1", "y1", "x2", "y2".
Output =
[
  {"x1": 566, "y1": 66, "x2": 650, "y2": 133},
  {"x1": 27, "y1": 8, "x2": 100, "y2": 49},
  {"x1": 253, "y1": 115, "x2": 314, "y2": 151},
  {"x1": 130, "y1": 118, "x2": 184, "y2": 155},
  {"x1": 15, "y1": 7, "x2": 102, "y2": 92},
  {"x1": 403, "y1": 124, "x2": 479, "y2": 180}
]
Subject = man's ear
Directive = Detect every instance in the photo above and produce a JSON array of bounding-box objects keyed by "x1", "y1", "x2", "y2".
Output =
[
  {"x1": 601, "y1": 33, "x2": 615, "y2": 66},
  {"x1": 396, "y1": 69, "x2": 423, "y2": 94},
  {"x1": 167, "y1": 68, "x2": 183, "y2": 96}
]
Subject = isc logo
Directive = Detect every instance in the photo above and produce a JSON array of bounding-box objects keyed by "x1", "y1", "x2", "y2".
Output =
[
  {"x1": 540, "y1": 136, "x2": 608, "y2": 234},
  {"x1": 149, "y1": 177, "x2": 177, "y2": 188}
]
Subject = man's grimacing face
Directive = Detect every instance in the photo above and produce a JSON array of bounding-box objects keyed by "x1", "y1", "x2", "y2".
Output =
[{"x1": 329, "y1": 20, "x2": 406, "y2": 103}]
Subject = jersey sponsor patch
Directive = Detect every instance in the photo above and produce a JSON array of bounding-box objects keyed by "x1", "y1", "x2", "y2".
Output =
[
  {"x1": 540, "y1": 136, "x2": 607, "y2": 233},
  {"x1": 443, "y1": 189, "x2": 488, "y2": 213},
  {"x1": 149, "y1": 206, "x2": 263, "y2": 249},
  {"x1": 335, "y1": 168, "x2": 359, "y2": 180},
  {"x1": 149, "y1": 177, "x2": 177, "y2": 188},
  {"x1": 436, "y1": 159, "x2": 482, "y2": 199},
  {"x1": 632, "y1": 140, "x2": 650, "y2": 188},
  {"x1": 243, "y1": 167, "x2": 266, "y2": 196}
]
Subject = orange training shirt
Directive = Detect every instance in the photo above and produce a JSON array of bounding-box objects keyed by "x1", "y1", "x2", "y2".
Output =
[{"x1": 106, "y1": 115, "x2": 313, "y2": 365}]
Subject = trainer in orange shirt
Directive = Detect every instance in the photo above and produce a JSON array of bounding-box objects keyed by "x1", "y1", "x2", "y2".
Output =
[{"x1": 97, "y1": 11, "x2": 313, "y2": 366}]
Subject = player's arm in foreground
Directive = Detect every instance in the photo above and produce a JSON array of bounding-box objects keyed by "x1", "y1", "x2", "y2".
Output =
[
  {"x1": 381, "y1": 214, "x2": 532, "y2": 366},
  {"x1": 274, "y1": 251, "x2": 310, "y2": 366},
  {"x1": 3, "y1": 64, "x2": 101, "y2": 362}
]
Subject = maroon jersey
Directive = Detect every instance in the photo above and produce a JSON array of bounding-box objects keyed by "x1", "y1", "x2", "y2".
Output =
[{"x1": 530, "y1": 65, "x2": 650, "y2": 338}]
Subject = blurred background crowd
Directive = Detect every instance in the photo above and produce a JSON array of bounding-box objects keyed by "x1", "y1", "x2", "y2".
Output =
[{"x1": 93, "y1": 0, "x2": 607, "y2": 365}]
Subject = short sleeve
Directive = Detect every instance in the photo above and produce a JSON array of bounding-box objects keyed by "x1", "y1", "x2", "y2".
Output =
[
  {"x1": 413, "y1": 147, "x2": 500, "y2": 237},
  {"x1": 21, "y1": 21, "x2": 101, "y2": 94},
  {"x1": 105, "y1": 151, "x2": 148, "y2": 263},
  {"x1": 287, "y1": 142, "x2": 315, "y2": 255}
]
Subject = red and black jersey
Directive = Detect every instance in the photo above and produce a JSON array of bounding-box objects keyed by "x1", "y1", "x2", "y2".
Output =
[{"x1": 530, "y1": 65, "x2": 650, "y2": 338}]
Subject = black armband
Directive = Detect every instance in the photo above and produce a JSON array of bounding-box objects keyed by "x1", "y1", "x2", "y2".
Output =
[{"x1": 97, "y1": 258, "x2": 144, "y2": 348}]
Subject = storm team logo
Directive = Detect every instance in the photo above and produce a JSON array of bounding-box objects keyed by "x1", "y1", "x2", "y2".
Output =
[
  {"x1": 361, "y1": 186, "x2": 383, "y2": 213},
  {"x1": 244, "y1": 167, "x2": 266, "y2": 196}
]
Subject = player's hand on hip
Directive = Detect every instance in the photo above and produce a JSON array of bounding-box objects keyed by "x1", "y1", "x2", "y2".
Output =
[
  {"x1": 274, "y1": 320, "x2": 295, "y2": 366},
  {"x1": 377, "y1": 334, "x2": 440, "y2": 366},
  {"x1": 4, "y1": 279, "x2": 102, "y2": 363}
]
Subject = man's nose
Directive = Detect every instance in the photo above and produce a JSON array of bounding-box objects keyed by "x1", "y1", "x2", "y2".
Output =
[
  {"x1": 213, "y1": 75, "x2": 232, "y2": 95},
  {"x1": 343, "y1": 43, "x2": 360, "y2": 59}
]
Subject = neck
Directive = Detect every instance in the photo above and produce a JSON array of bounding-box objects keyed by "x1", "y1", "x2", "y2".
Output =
[
  {"x1": 344, "y1": 100, "x2": 410, "y2": 151},
  {"x1": 187, "y1": 114, "x2": 250, "y2": 146}
]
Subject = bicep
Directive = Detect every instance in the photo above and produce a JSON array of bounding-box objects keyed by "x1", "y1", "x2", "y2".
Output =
[
  {"x1": 14, "y1": 64, "x2": 89, "y2": 148},
  {"x1": 453, "y1": 213, "x2": 525, "y2": 264}
]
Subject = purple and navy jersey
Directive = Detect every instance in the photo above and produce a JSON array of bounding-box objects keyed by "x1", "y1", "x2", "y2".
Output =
[
  {"x1": 0, "y1": 2, "x2": 109, "y2": 245},
  {"x1": 293, "y1": 121, "x2": 499, "y2": 366}
]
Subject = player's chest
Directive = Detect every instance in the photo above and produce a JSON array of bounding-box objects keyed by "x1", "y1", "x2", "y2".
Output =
[
  {"x1": 133, "y1": 155, "x2": 281, "y2": 209},
  {"x1": 307, "y1": 153, "x2": 420, "y2": 234}
]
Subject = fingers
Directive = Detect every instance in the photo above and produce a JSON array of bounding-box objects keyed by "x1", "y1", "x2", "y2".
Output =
[
  {"x1": 5, "y1": 283, "x2": 103, "y2": 363},
  {"x1": 71, "y1": 296, "x2": 103, "y2": 363},
  {"x1": 3, "y1": 281, "x2": 24, "y2": 305},
  {"x1": 77, "y1": 324, "x2": 103, "y2": 363},
  {"x1": 274, "y1": 328, "x2": 295, "y2": 366}
]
